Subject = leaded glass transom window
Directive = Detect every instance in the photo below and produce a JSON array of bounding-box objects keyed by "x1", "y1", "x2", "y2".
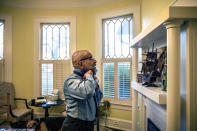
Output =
[
  {"x1": 102, "y1": 14, "x2": 133, "y2": 58},
  {"x1": 41, "y1": 23, "x2": 70, "y2": 60}
]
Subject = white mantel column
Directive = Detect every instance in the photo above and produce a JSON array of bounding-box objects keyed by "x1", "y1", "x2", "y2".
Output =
[
  {"x1": 132, "y1": 48, "x2": 138, "y2": 131},
  {"x1": 164, "y1": 20, "x2": 183, "y2": 131}
]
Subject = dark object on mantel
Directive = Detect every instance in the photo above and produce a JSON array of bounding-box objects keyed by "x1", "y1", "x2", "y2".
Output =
[
  {"x1": 137, "y1": 73, "x2": 143, "y2": 83},
  {"x1": 139, "y1": 44, "x2": 167, "y2": 87}
]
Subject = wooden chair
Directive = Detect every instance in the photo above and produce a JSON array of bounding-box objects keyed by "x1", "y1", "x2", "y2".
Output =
[
  {"x1": 0, "y1": 82, "x2": 33, "y2": 124},
  {"x1": 0, "y1": 93, "x2": 10, "y2": 124}
]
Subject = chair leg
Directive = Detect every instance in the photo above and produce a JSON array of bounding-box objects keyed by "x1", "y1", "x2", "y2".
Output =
[
  {"x1": 31, "y1": 110, "x2": 34, "y2": 120},
  {"x1": 9, "y1": 122, "x2": 13, "y2": 128}
]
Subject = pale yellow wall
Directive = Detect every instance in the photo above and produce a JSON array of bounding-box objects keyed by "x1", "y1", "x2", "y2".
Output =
[
  {"x1": 140, "y1": 0, "x2": 173, "y2": 30},
  {"x1": 110, "y1": 108, "x2": 132, "y2": 121},
  {"x1": 0, "y1": 0, "x2": 138, "y2": 121}
]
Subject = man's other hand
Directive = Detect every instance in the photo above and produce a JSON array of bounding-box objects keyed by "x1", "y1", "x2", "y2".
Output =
[{"x1": 84, "y1": 70, "x2": 93, "y2": 79}]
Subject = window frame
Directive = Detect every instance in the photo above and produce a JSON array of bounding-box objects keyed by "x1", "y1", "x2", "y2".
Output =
[
  {"x1": 95, "y1": 6, "x2": 140, "y2": 109},
  {"x1": 34, "y1": 16, "x2": 76, "y2": 98},
  {"x1": 0, "y1": 15, "x2": 12, "y2": 82}
]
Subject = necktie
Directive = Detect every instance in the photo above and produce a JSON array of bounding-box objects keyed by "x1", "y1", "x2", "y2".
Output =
[{"x1": 94, "y1": 93, "x2": 99, "y2": 131}]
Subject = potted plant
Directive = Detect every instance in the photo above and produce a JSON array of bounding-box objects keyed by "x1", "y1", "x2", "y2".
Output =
[{"x1": 98, "y1": 100, "x2": 111, "y2": 126}]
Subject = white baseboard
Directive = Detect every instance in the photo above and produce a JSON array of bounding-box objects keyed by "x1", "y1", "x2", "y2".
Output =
[{"x1": 100, "y1": 117, "x2": 132, "y2": 131}]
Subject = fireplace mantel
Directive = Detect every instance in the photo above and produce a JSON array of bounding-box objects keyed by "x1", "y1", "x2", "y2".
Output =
[
  {"x1": 131, "y1": 2, "x2": 197, "y2": 130},
  {"x1": 132, "y1": 82, "x2": 167, "y2": 104}
]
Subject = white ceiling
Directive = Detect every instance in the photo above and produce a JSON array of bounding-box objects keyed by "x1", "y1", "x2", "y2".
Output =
[{"x1": 0, "y1": 0, "x2": 120, "y2": 9}]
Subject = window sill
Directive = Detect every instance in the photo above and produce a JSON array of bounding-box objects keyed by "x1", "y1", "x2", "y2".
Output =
[
  {"x1": 102, "y1": 98, "x2": 132, "y2": 110},
  {"x1": 109, "y1": 102, "x2": 132, "y2": 111}
]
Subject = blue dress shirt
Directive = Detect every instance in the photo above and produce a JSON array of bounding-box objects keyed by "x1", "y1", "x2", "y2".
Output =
[{"x1": 63, "y1": 68, "x2": 102, "y2": 121}]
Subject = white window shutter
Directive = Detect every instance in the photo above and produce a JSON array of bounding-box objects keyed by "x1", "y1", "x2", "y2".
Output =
[
  {"x1": 54, "y1": 60, "x2": 71, "y2": 99},
  {"x1": 103, "y1": 62, "x2": 115, "y2": 98},
  {"x1": 41, "y1": 63, "x2": 53, "y2": 96},
  {"x1": 118, "y1": 62, "x2": 131, "y2": 99}
]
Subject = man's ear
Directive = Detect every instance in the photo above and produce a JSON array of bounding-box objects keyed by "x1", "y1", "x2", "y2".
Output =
[{"x1": 78, "y1": 61, "x2": 83, "y2": 68}]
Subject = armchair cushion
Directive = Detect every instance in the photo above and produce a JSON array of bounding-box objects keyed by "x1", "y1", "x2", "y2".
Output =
[{"x1": 10, "y1": 108, "x2": 33, "y2": 122}]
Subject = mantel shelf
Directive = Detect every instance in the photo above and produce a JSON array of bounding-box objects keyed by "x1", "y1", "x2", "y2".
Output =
[
  {"x1": 130, "y1": 6, "x2": 197, "y2": 49},
  {"x1": 132, "y1": 82, "x2": 167, "y2": 104}
]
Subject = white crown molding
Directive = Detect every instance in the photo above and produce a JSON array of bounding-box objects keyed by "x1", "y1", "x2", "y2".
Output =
[{"x1": 0, "y1": 0, "x2": 119, "y2": 9}]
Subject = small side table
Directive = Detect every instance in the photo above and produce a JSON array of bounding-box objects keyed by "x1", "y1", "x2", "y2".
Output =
[{"x1": 30, "y1": 99, "x2": 64, "y2": 118}]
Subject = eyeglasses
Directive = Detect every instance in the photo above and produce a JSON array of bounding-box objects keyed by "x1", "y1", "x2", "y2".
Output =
[{"x1": 80, "y1": 56, "x2": 95, "y2": 61}]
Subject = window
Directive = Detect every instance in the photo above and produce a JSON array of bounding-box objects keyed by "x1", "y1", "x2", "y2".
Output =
[
  {"x1": 102, "y1": 14, "x2": 133, "y2": 104},
  {"x1": 40, "y1": 23, "x2": 70, "y2": 96},
  {"x1": 34, "y1": 17, "x2": 76, "y2": 98},
  {"x1": 0, "y1": 15, "x2": 12, "y2": 82},
  {"x1": 96, "y1": 7, "x2": 140, "y2": 107},
  {"x1": 0, "y1": 21, "x2": 4, "y2": 59},
  {"x1": 0, "y1": 21, "x2": 4, "y2": 81}
]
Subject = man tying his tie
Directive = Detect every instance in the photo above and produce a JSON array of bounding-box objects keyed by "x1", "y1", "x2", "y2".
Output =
[{"x1": 62, "y1": 50, "x2": 103, "y2": 131}]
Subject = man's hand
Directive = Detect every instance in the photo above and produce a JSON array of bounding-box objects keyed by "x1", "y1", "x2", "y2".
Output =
[{"x1": 83, "y1": 70, "x2": 93, "y2": 79}]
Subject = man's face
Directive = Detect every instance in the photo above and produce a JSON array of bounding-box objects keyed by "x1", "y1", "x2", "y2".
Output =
[{"x1": 80, "y1": 54, "x2": 97, "y2": 71}]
